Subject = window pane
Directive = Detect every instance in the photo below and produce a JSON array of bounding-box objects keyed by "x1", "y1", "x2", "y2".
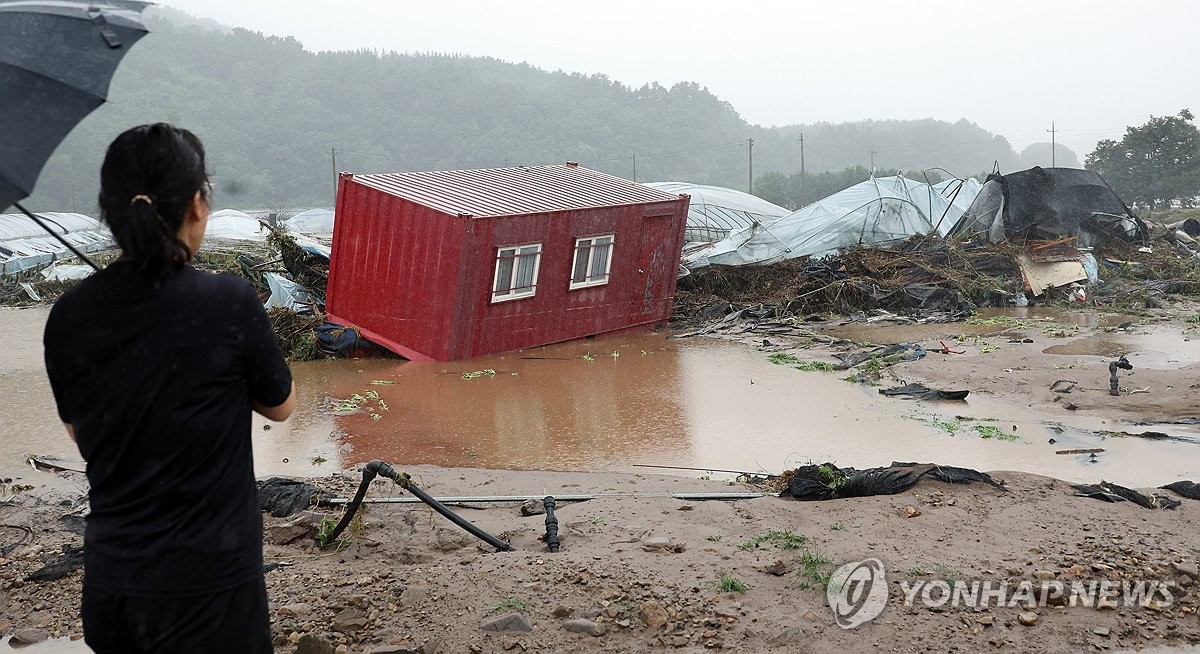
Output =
[
  {"x1": 589, "y1": 242, "x2": 610, "y2": 279},
  {"x1": 494, "y1": 255, "x2": 514, "y2": 294},
  {"x1": 515, "y1": 252, "x2": 537, "y2": 290},
  {"x1": 572, "y1": 244, "x2": 590, "y2": 283},
  {"x1": 519, "y1": 245, "x2": 540, "y2": 256}
]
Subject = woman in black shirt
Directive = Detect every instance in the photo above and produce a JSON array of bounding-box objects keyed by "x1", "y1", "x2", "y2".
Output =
[{"x1": 44, "y1": 123, "x2": 296, "y2": 653}]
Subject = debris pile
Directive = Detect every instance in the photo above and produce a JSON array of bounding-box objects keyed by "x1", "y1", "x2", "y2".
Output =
[
  {"x1": 676, "y1": 221, "x2": 1200, "y2": 326},
  {"x1": 674, "y1": 237, "x2": 1023, "y2": 324}
]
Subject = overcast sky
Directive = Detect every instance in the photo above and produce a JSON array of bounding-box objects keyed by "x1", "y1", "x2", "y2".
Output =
[{"x1": 160, "y1": 0, "x2": 1196, "y2": 157}]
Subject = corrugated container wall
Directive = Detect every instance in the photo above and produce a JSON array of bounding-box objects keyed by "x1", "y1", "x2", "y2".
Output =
[{"x1": 326, "y1": 166, "x2": 689, "y2": 361}]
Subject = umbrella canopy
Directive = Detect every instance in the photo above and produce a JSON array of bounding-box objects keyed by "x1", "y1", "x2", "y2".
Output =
[{"x1": 0, "y1": 0, "x2": 151, "y2": 212}]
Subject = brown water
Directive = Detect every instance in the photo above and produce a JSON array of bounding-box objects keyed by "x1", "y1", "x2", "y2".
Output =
[{"x1": 3, "y1": 307, "x2": 1199, "y2": 489}]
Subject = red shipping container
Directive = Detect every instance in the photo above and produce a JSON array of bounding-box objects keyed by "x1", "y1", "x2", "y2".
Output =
[{"x1": 326, "y1": 164, "x2": 689, "y2": 361}]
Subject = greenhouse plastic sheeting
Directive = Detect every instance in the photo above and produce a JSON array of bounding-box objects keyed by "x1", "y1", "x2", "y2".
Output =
[
  {"x1": 264, "y1": 272, "x2": 314, "y2": 313},
  {"x1": 683, "y1": 176, "x2": 980, "y2": 268},
  {"x1": 205, "y1": 209, "x2": 269, "y2": 242},
  {"x1": 646, "y1": 182, "x2": 790, "y2": 244},
  {"x1": 284, "y1": 208, "x2": 334, "y2": 236},
  {"x1": 0, "y1": 212, "x2": 112, "y2": 276}
]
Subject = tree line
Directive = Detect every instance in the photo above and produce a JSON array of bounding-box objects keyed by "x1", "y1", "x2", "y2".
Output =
[{"x1": 28, "y1": 8, "x2": 1090, "y2": 213}]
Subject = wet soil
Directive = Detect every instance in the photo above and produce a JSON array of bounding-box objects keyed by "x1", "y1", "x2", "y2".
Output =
[
  {"x1": 4, "y1": 304, "x2": 1200, "y2": 652},
  {"x1": 3, "y1": 467, "x2": 1200, "y2": 653}
]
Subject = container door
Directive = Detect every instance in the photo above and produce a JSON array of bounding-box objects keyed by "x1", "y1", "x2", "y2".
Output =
[{"x1": 631, "y1": 214, "x2": 674, "y2": 322}]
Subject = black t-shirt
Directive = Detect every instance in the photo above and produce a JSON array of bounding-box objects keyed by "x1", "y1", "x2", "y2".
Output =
[{"x1": 43, "y1": 262, "x2": 292, "y2": 597}]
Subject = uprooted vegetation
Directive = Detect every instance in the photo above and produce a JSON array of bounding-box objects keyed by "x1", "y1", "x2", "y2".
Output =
[{"x1": 673, "y1": 234, "x2": 1200, "y2": 325}]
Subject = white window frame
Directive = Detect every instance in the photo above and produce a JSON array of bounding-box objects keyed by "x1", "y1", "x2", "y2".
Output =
[
  {"x1": 569, "y1": 234, "x2": 615, "y2": 290},
  {"x1": 491, "y1": 242, "x2": 542, "y2": 303}
]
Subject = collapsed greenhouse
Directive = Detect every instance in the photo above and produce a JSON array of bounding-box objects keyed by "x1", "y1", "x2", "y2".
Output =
[{"x1": 681, "y1": 175, "x2": 981, "y2": 270}]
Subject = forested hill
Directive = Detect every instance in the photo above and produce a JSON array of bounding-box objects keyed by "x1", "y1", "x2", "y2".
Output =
[{"x1": 28, "y1": 9, "x2": 1054, "y2": 212}]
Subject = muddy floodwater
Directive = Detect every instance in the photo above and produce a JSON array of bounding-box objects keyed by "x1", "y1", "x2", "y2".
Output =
[{"x1": 2, "y1": 306, "x2": 1199, "y2": 488}]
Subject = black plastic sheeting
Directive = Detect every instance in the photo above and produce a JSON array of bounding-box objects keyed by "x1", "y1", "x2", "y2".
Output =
[
  {"x1": 1071, "y1": 481, "x2": 1182, "y2": 510},
  {"x1": 951, "y1": 167, "x2": 1148, "y2": 246},
  {"x1": 867, "y1": 283, "x2": 974, "y2": 317},
  {"x1": 879, "y1": 383, "x2": 969, "y2": 401},
  {"x1": 26, "y1": 543, "x2": 84, "y2": 582},
  {"x1": 258, "y1": 477, "x2": 333, "y2": 517},
  {"x1": 1161, "y1": 480, "x2": 1200, "y2": 501},
  {"x1": 785, "y1": 462, "x2": 1006, "y2": 501}
]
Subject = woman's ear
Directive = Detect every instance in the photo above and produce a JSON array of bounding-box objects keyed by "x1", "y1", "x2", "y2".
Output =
[{"x1": 186, "y1": 190, "x2": 208, "y2": 224}]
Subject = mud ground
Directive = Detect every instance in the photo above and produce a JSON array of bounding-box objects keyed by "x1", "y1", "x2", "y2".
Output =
[{"x1": 3, "y1": 304, "x2": 1200, "y2": 653}]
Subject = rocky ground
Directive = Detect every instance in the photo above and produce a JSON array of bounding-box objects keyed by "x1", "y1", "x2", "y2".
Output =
[{"x1": 3, "y1": 462, "x2": 1199, "y2": 653}]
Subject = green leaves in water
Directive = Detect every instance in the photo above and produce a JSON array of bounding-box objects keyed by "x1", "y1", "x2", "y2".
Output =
[{"x1": 767, "y1": 352, "x2": 835, "y2": 371}]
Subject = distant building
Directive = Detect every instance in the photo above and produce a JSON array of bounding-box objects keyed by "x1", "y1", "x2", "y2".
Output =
[{"x1": 326, "y1": 163, "x2": 689, "y2": 361}]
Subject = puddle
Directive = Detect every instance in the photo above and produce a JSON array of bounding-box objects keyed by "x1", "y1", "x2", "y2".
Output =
[
  {"x1": 1043, "y1": 328, "x2": 1200, "y2": 370},
  {"x1": 822, "y1": 307, "x2": 1130, "y2": 346},
  {"x1": 3, "y1": 307, "x2": 1199, "y2": 488},
  {"x1": 973, "y1": 306, "x2": 1129, "y2": 329}
]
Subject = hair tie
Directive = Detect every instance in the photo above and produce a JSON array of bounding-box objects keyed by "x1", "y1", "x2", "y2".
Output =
[{"x1": 130, "y1": 194, "x2": 154, "y2": 207}]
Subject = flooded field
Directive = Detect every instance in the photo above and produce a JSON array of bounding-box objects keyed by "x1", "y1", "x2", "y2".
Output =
[{"x1": 3, "y1": 306, "x2": 1199, "y2": 488}]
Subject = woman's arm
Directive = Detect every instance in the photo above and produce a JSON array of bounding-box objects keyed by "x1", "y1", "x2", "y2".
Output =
[{"x1": 253, "y1": 381, "x2": 296, "y2": 422}]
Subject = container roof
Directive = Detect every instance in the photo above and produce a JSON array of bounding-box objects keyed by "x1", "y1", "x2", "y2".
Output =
[{"x1": 351, "y1": 164, "x2": 681, "y2": 218}]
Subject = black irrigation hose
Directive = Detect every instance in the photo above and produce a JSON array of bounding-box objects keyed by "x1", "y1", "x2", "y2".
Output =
[
  {"x1": 404, "y1": 482, "x2": 515, "y2": 552},
  {"x1": 326, "y1": 460, "x2": 514, "y2": 552}
]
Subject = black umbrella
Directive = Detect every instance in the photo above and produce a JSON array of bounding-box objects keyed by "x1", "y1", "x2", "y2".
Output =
[{"x1": 0, "y1": 0, "x2": 151, "y2": 270}]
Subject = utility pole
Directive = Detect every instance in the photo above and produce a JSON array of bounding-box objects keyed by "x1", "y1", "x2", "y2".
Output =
[
  {"x1": 632, "y1": 152, "x2": 637, "y2": 182},
  {"x1": 747, "y1": 138, "x2": 754, "y2": 194},
  {"x1": 330, "y1": 146, "x2": 338, "y2": 203},
  {"x1": 1047, "y1": 122, "x2": 1057, "y2": 167},
  {"x1": 870, "y1": 146, "x2": 876, "y2": 172},
  {"x1": 799, "y1": 133, "x2": 806, "y2": 176}
]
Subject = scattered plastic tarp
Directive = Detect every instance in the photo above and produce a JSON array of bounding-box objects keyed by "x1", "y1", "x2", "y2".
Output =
[
  {"x1": 26, "y1": 543, "x2": 84, "y2": 582},
  {"x1": 683, "y1": 175, "x2": 980, "y2": 269},
  {"x1": 1161, "y1": 481, "x2": 1200, "y2": 500},
  {"x1": 264, "y1": 272, "x2": 314, "y2": 313},
  {"x1": 950, "y1": 167, "x2": 1148, "y2": 246},
  {"x1": 290, "y1": 233, "x2": 331, "y2": 261},
  {"x1": 258, "y1": 477, "x2": 331, "y2": 517},
  {"x1": 315, "y1": 323, "x2": 361, "y2": 357},
  {"x1": 832, "y1": 342, "x2": 926, "y2": 369},
  {"x1": 784, "y1": 461, "x2": 1005, "y2": 501},
  {"x1": 646, "y1": 182, "x2": 790, "y2": 244},
  {"x1": 205, "y1": 209, "x2": 269, "y2": 242},
  {"x1": 284, "y1": 208, "x2": 335, "y2": 238},
  {"x1": 1071, "y1": 481, "x2": 1181, "y2": 509},
  {"x1": 40, "y1": 263, "x2": 94, "y2": 281},
  {"x1": 0, "y1": 212, "x2": 113, "y2": 276},
  {"x1": 879, "y1": 383, "x2": 969, "y2": 401}
]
